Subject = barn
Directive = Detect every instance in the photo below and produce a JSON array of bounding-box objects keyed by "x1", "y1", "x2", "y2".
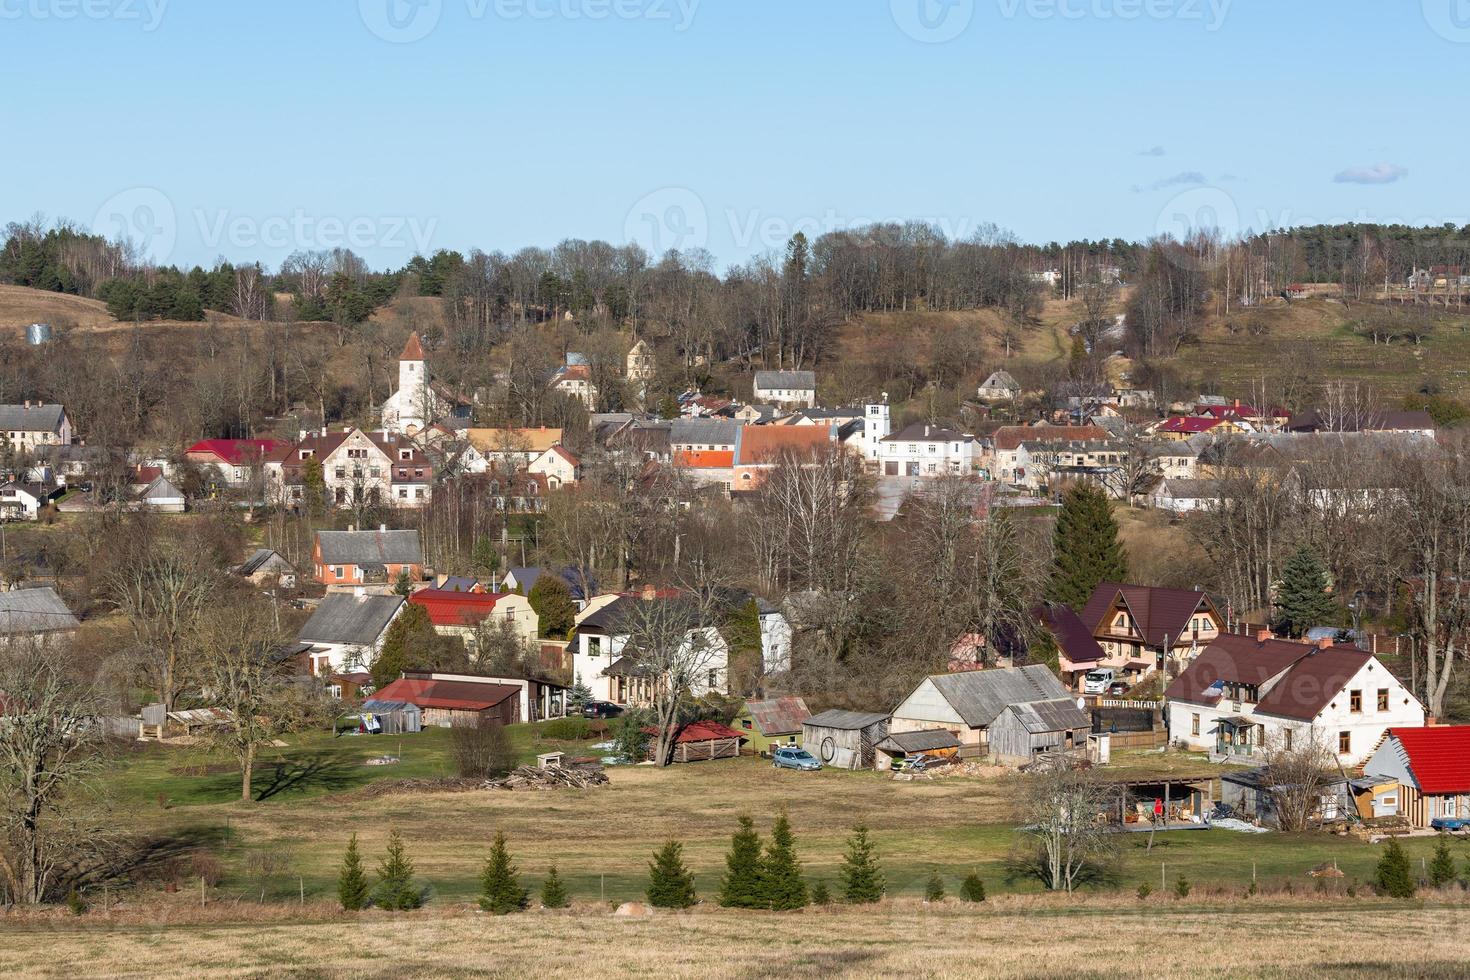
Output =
[
  {"x1": 370, "y1": 674, "x2": 522, "y2": 728},
  {"x1": 647, "y1": 720, "x2": 747, "y2": 764},
  {"x1": 986, "y1": 697, "x2": 1092, "y2": 766},
  {"x1": 802, "y1": 710, "x2": 889, "y2": 770}
]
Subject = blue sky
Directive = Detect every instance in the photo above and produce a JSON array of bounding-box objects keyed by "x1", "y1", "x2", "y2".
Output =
[{"x1": 3, "y1": 1, "x2": 1466, "y2": 271}]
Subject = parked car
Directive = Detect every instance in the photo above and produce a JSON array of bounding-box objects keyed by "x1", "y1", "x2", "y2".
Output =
[
  {"x1": 771, "y1": 746, "x2": 821, "y2": 771},
  {"x1": 1082, "y1": 668, "x2": 1116, "y2": 695},
  {"x1": 1106, "y1": 681, "x2": 1131, "y2": 697},
  {"x1": 582, "y1": 701, "x2": 624, "y2": 720}
]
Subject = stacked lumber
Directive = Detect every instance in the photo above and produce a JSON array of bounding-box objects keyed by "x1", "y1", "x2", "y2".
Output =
[{"x1": 484, "y1": 764, "x2": 610, "y2": 791}]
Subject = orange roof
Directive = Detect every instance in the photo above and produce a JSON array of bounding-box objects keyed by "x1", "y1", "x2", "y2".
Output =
[
  {"x1": 467, "y1": 428, "x2": 564, "y2": 454},
  {"x1": 676, "y1": 450, "x2": 734, "y2": 469},
  {"x1": 992, "y1": 425, "x2": 1110, "y2": 452},
  {"x1": 735, "y1": 424, "x2": 834, "y2": 465},
  {"x1": 401, "y1": 331, "x2": 425, "y2": 360}
]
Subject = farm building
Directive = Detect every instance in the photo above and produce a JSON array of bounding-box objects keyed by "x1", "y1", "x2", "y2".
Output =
[
  {"x1": 889, "y1": 665, "x2": 1074, "y2": 758},
  {"x1": 0, "y1": 587, "x2": 80, "y2": 646},
  {"x1": 874, "y1": 729, "x2": 961, "y2": 770},
  {"x1": 1361, "y1": 726, "x2": 1470, "y2": 828},
  {"x1": 987, "y1": 697, "x2": 1092, "y2": 766},
  {"x1": 735, "y1": 696, "x2": 812, "y2": 753},
  {"x1": 355, "y1": 699, "x2": 423, "y2": 735},
  {"x1": 648, "y1": 720, "x2": 746, "y2": 764},
  {"x1": 370, "y1": 673, "x2": 523, "y2": 728},
  {"x1": 802, "y1": 710, "x2": 889, "y2": 770}
]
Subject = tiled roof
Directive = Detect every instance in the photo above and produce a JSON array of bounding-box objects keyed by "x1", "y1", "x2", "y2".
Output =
[
  {"x1": 754, "y1": 370, "x2": 816, "y2": 389},
  {"x1": 401, "y1": 332, "x2": 425, "y2": 360},
  {"x1": 1159, "y1": 417, "x2": 1223, "y2": 434},
  {"x1": 992, "y1": 425, "x2": 1109, "y2": 452},
  {"x1": 1035, "y1": 603, "x2": 1105, "y2": 665},
  {"x1": 1253, "y1": 647, "x2": 1373, "y2": 721},
  {"x1": 1164, "y1": 636, "x2": 1315, "y2": 705},
  {"x1": 676, "y1": 450, "x2": 735, "y2": 469},
  {"x1": 466, "y1": 428, "x2": 564, "y2": 454},
  {"x1": 883, "y1": 422, "x2": 971, "y2": 444},
  {"x1": 1080, "y1": 583, "x2": 1216, "y2": 648},
  {"x1": 734, "y1": 425, "x2": 834, "y2": 465},
  {"x1": 186, "y1": 439, "x2": 286, "y2": 465},
  {"x1": 1387, "y1": 726, "x2": 1470, "y2": 795}
]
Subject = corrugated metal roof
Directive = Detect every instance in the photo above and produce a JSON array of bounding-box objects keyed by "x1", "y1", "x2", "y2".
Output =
[
  {"x1": 923, "y1": 665, "x2": 1072, "y2": 728},
  {"x1": 298, "y1": 594, "x2": 404, "y2": 646},
  {"x1": 804, "y1": 709, "x2": 889, "y2": 730},
  {"x1": 877, "y1": 729, "x2": 960, "y2": 752},
  {"x1": 743, "y1": 697, "x2": 811, "y2": 736},
  {"x1": 316, "y1": 529, "x2": 423, "y2": 566},
  {"x1": 1005, "y1": 698, "x2": 1091, "y2": 734},
  {"x1": 0, "y1": 587, "x2": 79, "y2": 635}
]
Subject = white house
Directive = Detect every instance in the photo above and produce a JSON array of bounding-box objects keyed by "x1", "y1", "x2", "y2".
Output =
[
  {"x1": 0, "y1": 403, "x2": 72, "y2": 452},
  {"x1": 753, "y1": 370, "x2": 816, "y2": 409},
  {"x1": 528, "y1": 445, "x2": 581, "y2": 488},
  {"x1": 573, "y1": 595, "x2": 731, "y2": 704},
  {"x1": 1165, "y1": 633, "x2": 1423, "y2": 766},
  {"x1": 0, "y1": 482, "x2": 62, "y2": 521},
  {"x1": 878, "y1": 422, "x2": 976, "y2": 477},
  {"x1": 296, "y1": 592, "x2": 406, "y2": 675},
  {"x1": 1149, "y1": 479, "x2": 1220, "y2": 513},
  {"x1": 977, "y1": 370, "x2": 1021, "y2": 403}
]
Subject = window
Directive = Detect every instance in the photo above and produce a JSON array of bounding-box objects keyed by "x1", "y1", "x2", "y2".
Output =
[
  {"x1": 1283, "y1": 727, "x2": 1294, "y2": 750},
  {"x1": 1377, "y1": 689, "x2": 1389, "y2": 711},
  {"x1": 334, "y1": 566, "x2": 344, "y2": 580},
  {"x1": 1349, "y1": 690, "x2": 1362, "y2": 713},
  {"x1": 1191, "y1": 714, "x2": 1200, "y2": 737},
  {"x1": 707, "y1": 670, "x2": 719, "y2": 689},
  {"x1": 335, "y1": 468, "x2": 345, "y2": 479},
  {"x1": 1338, "y1": 731, "x2": 1351, "y2": 755}
]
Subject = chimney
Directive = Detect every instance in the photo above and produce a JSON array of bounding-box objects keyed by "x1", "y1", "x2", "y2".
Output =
[
  {"x1": 353, "y1": 586, "x2": 366, "y2": 600},
  {"x1": 379, "y1": 524, "x2": 387, "y2": 533},
  {"x1": 1316, "y1": 637, "x2": 1334, "y2": 651},
  {"x1": 641, "y1": 583, "x2": 657, "y2": 601},
  {"x1": 924, "y1": 425, "x2": 931, "y2": 438},
  {"x1": 1256, "y1": 629, "x2": 1273, "y2": 643}
]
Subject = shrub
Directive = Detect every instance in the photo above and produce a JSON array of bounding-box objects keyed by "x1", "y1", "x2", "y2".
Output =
[
  {"x1": 646, "y1": 840, "x2": 697, "y2": 909},
  {"x1": 1137, "y1": 882, "x2": 1154, "y2": 900},
  {"x1": 925, "y1": 869, "x2": 945, "y2": 902},
  {"x1": 541, "y1": 717, "x2": 591, "y2": 742},
  {"x1": 718, "y1": 816, "x2": 764, "y2": 909},
  {"x1": 1375, "y1": 838, "x2": 1415, "y2": 898},
  {"x1": 374, "y1": 829, "x2": 424, "y2": 910},
  {"x1": 540, "y1": 865, "x2": 570, "y2": 909},
  {"x1": 338, "y1": 834, "x2": 370, "y2": 911},
  {"x1": 960, "y1": 874, "x2": 986, "y2": 903},
  {"x1": 838, "y1": 826, "x2": 884, "y2": 904},
  {"x1": 1429, "y1": 834, "x2": 1457, "y2": 888},
  {"x1": 1173, "y1": 876, "x2": 1191, "y2": 899},
  {"x1": 452, "y1": 719, "x2": 517, "y2": 779},
  {"x1": 614, "y1": 712, "x2": 651, "y2": 762},
  {"x1": 65, "y1": 888, "x2": 87, "y2": 916},
  {"x1": 810, "y1": 880, "x2": 831, "y2": 905},
  {"x1": 478, "y1": 832, "x2": 528, "y2": 915}
]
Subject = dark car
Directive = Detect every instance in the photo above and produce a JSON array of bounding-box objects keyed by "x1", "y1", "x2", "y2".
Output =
[
  {"x1": 582, "y1": 701, "x2": 624, "y2": 720},
  {"x1": 1106, "y1": 681, "x2": 1131, "y2": 697}
]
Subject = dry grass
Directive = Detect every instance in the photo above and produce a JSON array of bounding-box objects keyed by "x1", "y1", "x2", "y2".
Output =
[{"x1": 0, "y1": 900, "x2": 1464, "y2": 978}]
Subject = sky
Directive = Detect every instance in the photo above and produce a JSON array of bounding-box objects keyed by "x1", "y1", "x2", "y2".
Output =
[{"x1": 2, "y1": 0, "x2": 1467, "y2": 271}]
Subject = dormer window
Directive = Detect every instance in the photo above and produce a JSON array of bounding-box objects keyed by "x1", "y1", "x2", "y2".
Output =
[{"x1": 400, "y1": 450, "x2": 412, "y2": 461}]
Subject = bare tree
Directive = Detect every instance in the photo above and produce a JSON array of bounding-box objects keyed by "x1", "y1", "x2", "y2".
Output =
[
  {"x1": 1013, "y1": 767, "x2": 1117, "y2": 892},
  {"x1": 1258, "y1": 732, "x2": 1339, "y2": 832},
  {"x1": 108, "y1": 535, "x2": 219, "y2": 711}
]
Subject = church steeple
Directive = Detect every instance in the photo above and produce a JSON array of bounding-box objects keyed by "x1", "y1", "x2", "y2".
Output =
[{"x1": 401, "y1": 331, "x2": 425, "y2": 361}]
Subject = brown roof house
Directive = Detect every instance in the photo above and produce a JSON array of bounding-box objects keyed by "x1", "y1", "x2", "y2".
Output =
[{"x1": 1077, "y1": 583, "x2": 1224, "y2": 681}]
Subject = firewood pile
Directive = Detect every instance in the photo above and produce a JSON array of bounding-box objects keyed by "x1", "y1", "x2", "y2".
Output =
[{"x1": 484, "y1": 763, "x2": 610, "y2": 791}]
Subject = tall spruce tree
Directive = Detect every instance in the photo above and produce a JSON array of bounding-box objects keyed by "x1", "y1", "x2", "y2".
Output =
[
  {"x1": 528, "y1": 574, "x2": 577, "y2": 639},
  {"x1": 1272, "y1": 546, "x2": 1338, "y2": 638},
  {"x1": 374, "y1": 829, "x2": 423, "y2": 910},
  {"x1": 838, "y1": 825, "x2": 885, "y2": 904},
  {"x1": 718, "y1": 816, "x2": 765, "y2": 909},
  {"x1": 337, "y1": 833, "x2": 369, "y2": 911},
  {"x1": 761, "y1": 813, "x2": 808, "y2": 911},
  {"x1": 1428, "y1": 834, "x2": 1457, "y2": 887},
  {"x1": 540, "y1": 864, "x2": 570, "y2": 909},
  {"x1": 646, "y1": 840, "x2": 697, "y2": 909},
  {"x1": 1374, "y1": 838, "x2": 1415, "y2": 898},
  {"x1": 478, "y1": 831, "x2": 528, "y2": 914},
  {"x1": 1046, "y1": 483, "x2": 1128, "y2": 610}
]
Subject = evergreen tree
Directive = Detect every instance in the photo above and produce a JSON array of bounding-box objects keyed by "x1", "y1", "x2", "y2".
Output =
[
  {"x1": 337, "y1": 833, "x2": 370, "y2": 911},
  {"x1": 925, "y1": 869, "x2": 945, "y2": 902},
  {"x1": 1046, "y1": 483, "x2": 1128, "y2": 610},
  {"x1": 567, "y1": 674, "x2": 593, "y2": 712},
  {"x1": 528, "y1": 574, "x2": 577, "y2": 638},
  {"x1": 646, "y1": 840, "x2": 697, "y2": 909},
  {"x1": 302, "y1": 457, "x2": 327, "y2": 519},
  {"x1": 761, "y1": 813, "x2": 808, "y2": 910},
  {"x1": 471, "y1": 535, "x2": 499, "y2": 578},
  {"x1": 1429, "y1": 834, "x2": 1458, "y2": 887},
  {"x1": 1272, "y1": 546, "x2": 1339, "y2": 638},
  {"x1": 838, "y1": 825, "x2": 885, "y2": 904},
  {"x1": 810, "y1": 880, "x2": 831, "y2": 905},
  {"x1": 960, "y1": 873, "x2": 986, "y2": 902},
  {"x1": 374, "y1": 829, "x2": 423, "y2": 910},
  {"x1": 1374, "y1": 838, "x2": 1415, "y2": 898},
  {"x1": 478, "y1": 831, "x2": 528, "y2": 914},
  {"x1": 540, "y1": 864, "x2": 570, "y2": 909},
  {"x1": 393, "y1": 569, "x2": 414, "y2": 597},
  {"x1": 718, "y1": 816, "x2": 765, "y2": 909}
]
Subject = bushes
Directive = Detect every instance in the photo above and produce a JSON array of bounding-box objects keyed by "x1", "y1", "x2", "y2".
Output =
[
  {"x1": 1375, "y1": 838, "x2": 1415, "y2": 898},
  {"x1": 838, "y1": 825, "x2": 885, "y2": 904},
  {"x1": 479, "y1": 832, "x2": 528, "y2": 915},
  {"x1": 541, "y1": 716, "x2": 591, "y2": 742},
  {"x1": 647, "y1": 840, "x2": 697, "y2": 909},
  {"x1": 540, "y1": 865, "x2": 570, "y2": 909},
  {"x1": 925, "y1": 870, "x2": 945, "y2": 902},
  {"x1": 762, "y1": 814, "x2": 808, "y2": 911},
  {"x1": 1429, "y1": 834, "x2": 1458, "y2": 888},
  {"x1": 960, "y1": 874, "x2": 986, "y2": 903},
  {"x1": 374, "y1": 829, "x2": 424, "y2": 910},
  {"x1": 452, "y1": 719, "x2": 516, "y2": 779},
  {"x1": 718, "y1": 816, "x2": 765, "y2": 909},
  {"x1": 338, "y1": 834, "x2": 370, "y2": 911}
]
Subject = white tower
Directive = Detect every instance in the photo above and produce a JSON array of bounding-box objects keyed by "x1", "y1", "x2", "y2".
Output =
[
  {"x1": 863, "y1": 394, "x2": 891, "y2": 461},
  {"x1": 387, "y1": 332, "x2": 429, "y2": 434}
]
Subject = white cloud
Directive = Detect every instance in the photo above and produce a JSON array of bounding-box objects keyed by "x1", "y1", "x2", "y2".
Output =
[
  {"x1": 1333, "y1": 163, "x2": 1408, "y2": 185},
  {"x1": 1139, "y1": 145, "x2": 1166, "y2": 157}
]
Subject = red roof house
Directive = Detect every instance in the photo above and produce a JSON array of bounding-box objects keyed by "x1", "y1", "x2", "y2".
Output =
[{"x1": 1363, "y1": 726, "x2": 1470, "y2": 827}]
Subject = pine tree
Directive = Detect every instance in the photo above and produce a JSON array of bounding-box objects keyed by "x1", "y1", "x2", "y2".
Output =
[
  {"x1": 1272, "y1": 546, "x2": 1339, "y2": 638},
  {"x1": 810, "y1": 880, "x2": 831, "y2": 905},
  {"x1": 1374, "y1": 838, "x2": 1415, "y2": 898},
  {"x1": 540, "y1": 864, "x2": 570, "y2": 909},
  {"x1": 646, "y1": 840, "x2": 697, "y2": 909},
  {"x1": 1046, "y1": 483, "x2": 1128, "y2": 610},
  {"x1": 925, "y1": 869, "x2": 945, "y2": 902},
  {"x1": 718, "y1": 816, "x2": 765, "y2": 909},
  {"x1": 393, "y1": 569, "x2": 414, "y2": 597},
  {"x1": 761, "y1": 813, "x2": 808, "y2": 911},
  {"x1": 528, "y1": 574, "x2": 577, "y2": 639},
  {"x1": 374, "y1": 829, "x2": 423, "y2": 910},
  {"x1": 838, "y1": 825, "x2": 885, "y2": 904},
  {"x1": 960, "y1": 873, "x2": 986, "y2": 902},
  {"x1": 567, "y1": 674, "x2": 593, "y2": 712},
  {"x1": 1429, "y1": 834, "x2": 1458, "y2": 887},
  {"x1": 478, "y1": 831, "x2": 528, "y2": 914},
  {"x1": 337, "y1": 833, "x2": 370, "y2": 911}
]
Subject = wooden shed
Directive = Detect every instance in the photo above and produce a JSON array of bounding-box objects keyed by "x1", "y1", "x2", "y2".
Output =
[
  {"x1": 370, "y1": 676, "x2": 522, "y2": 729},
  {"x1": 802, "y1": 710, "x2": 889, "y2": 770},
  {"x1": 874, "y1": 729, "x2": 962, "y2": 770},
  {"x1": 987, "y1": 697, "x2": 1092, "y2": 766},
  {"x1": 647, "y1": 721, "x2": 746, "y2": 764}
]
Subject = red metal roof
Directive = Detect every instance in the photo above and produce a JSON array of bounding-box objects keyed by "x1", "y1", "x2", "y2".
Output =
[
  {"x1": 409, "y1": 588, "x2": 508, "y2": 626},
  {"x1": 676, "y1": 450, "x2": 734, "y2": 469},
  {"x1": 187, "y1": 438, "x2": 287, "y2": 465},
  {"x1": 372, "y1": 676, "x2": 519, "y2": 711},
  {"x1": 645, "y1": 720, "x2": 746, "y2": 744},
  {"x1": 1159, "y1": 416, "x2": 1222, "y2": 434},
  {"x1": 1388, "y1": 726, "x2": 1470, "y2": 794}
]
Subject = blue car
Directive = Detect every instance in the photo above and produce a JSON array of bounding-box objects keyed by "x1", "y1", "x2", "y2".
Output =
[{"x1": 772, "y1": 746, "x2": 822, "y2": 771}]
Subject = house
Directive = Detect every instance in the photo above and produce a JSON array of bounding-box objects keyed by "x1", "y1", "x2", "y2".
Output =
[
  {"x1": 878, "y1": 423, "x2": 977, "y2": 478},
  {"x1": 0, "y1": 587, "x2": 80, "y2": 646},
  {"x1": 236, "y1": 549, "x2": 296, "y2": 590},
  {"x1": 266, "y1": 428, "x2": 434, "y2": 510},
  {"x1": 734, "y1": 404, "x2": 783, "y2": 425},
  {"x1": 1034, "y1": 602, "x2": 1106, "y2": 689},
  {"x1": 626, "y1": 339, "x2": 657, "y2": 384},
  {"x1": 1361, "y1": 726, "x2": 1470, "y2": 827},
  {"x1": 528, "y1": 445, "x2": 581, "y2": 488},
  {"x1": 313, "y1": 527, "x2": 424, "y2": 589},
  {"x1": 987, "y1": 425, "x2": 1109, "y2": 486},
  {"x1": 466, "y1": 428, "x2": 565, "y2": 470},
  {"x1": 753, "y1": 370, "x2": 817, "y2": 409},
  {"x1": 1078, "y1": 583, "x2": 1225, "y2": 676},
  {"x1": 669, "y1": 418, "x2": 740, "y2": 454},
  {"x1": 801, "y1": 710, "x2": 890, "y2": 770},
  {"x1": 1149, "y1": 478, "x2": 1221, "y2": 513},
  {"x1": 0, "y1": 482, "x2": 63, "y2": 521},
  {"x1": 889, "y1": 666, "x2": 1075, "y2": 758},
  {"x1": 730, "y1": 424, "x2": 837, "y2": 492},
  {"x1": 1285, "y1": 409, "x2": 1436, "y2": 437},
  {"x1": 1164, "y1": 633, "x2": 1425, "y2": 765},
  {"x1": 1006, "y1": 434, "x2": 1124, "y2": 495},
  {"x1": 369, "y1": 672, "x2": 524, "y2": 728},
  {"x1": 977, "y1": 370, "x2": 1022, "y2": 403},
  {"x1": 137, "y1": 475, "x2": 186, "y2": 512},
  {"x1": 552, "y1": 362, "x2": 598, "y2": 409},
  {"x1": 572, "y1": 594, "x2": 730, "y2": 705},
  {"x1": 408, "y1": 588, "x2": 539, "y2": 649},
  {"x1": 873, "y1": 729, "x2": 962, "y2": 770},
  {"x1": 735, "y1": 697, "x2": 812, "y2": 754},
  {"x1": 1154, "y1": 416, "x2": 1251, "y2": 441},
  {"x1": 501, "y1": 567, "x2": 598, "y2": 606},
  {"x1": 295, "y1": 592, "x2": 406, "y2": 675},
  {"x1": 987, "y1": 698, "x2": 1093, "y2": 766},
  {"x1": 184, "y1": 439, "x2": 286, "y2": 490},
  {"x1": 0, "y1": 403, "x2": 72, "y2": 452},
  {"x1": 380, "y1": 332, "x2": 461, "y2": 435},
  {"x1": 648, "y1": 720, "x2": 746, "y2": 764}
]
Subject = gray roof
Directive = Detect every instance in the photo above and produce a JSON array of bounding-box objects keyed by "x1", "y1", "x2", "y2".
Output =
[
  {"x1": 298, "y1": 593, "x2": 405, "y2": 646},
  {"x1": 0, "y1": 404, "x2": 66, "y2": 433},
  {"x1": 669, "y1": 418, "x2": 740, "y2": 446},
  {"x1": 238, "y1": 549, "x2": 292, "y2": 576},
  {"x1": 140, "y1": 476, "x2": 184, "y2": 501},
  {"x1": 316, "y1": 529, "x2": 423, "y2": 566},
  {"x1": 920, "y1": 665, "x2": 1072, "y2": 728},
  {"x1": 1002, "y1": 698, "x2": 1091, "y2": 734},
  {"x1": 803, "y1": 709, "x2": 889, "y2": 731},
  {"x1": 980, "y1": 370, "x2": 1021, "y2": 391},
  {"x1": 755, "y1": 370, "x2": 816, "y2": 390},
  {"x1": 1155, "y1": 479, "x2": 1221, "y2": 499},
  {"x1": 876, "y1": 729, "x2": 961, "y2": 753},
  {"x1": 883, "y1": 422, "x2": 971, "y2": 444},
  {"x1": 0, "y1": 587, "x2": 80, "y2": 635}
]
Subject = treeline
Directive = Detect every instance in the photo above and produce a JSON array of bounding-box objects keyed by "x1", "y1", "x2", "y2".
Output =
[{"x1": 1239, "y1": 223, "x2": 1470, "y2": 298}]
